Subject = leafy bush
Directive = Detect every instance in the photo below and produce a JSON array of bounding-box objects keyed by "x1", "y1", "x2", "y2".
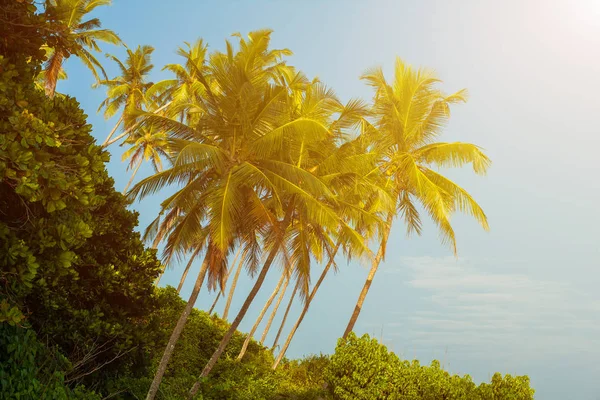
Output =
[
  {"x1": 325, "y1": 333, "x2": 534, "y2": 400},
  {"x1": 0, "y1": 324, "x2": 100, "y2": 399},
  {"x1": 0, "y1": 0, "x2": 161, "y2": 394}
]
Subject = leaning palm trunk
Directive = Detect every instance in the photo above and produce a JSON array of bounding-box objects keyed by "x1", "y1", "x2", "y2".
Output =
[
  {"x1": 207, "y1": 291, "x2": 221, "y2": 315},
  {"x1": 102, "y1": 115, "x2": 124, "y2": 146},
  {"x1": 342, "y1": 212, "x2": 393, "y2": 339},
  {"x1": 177, "y1": 247, "x2": 202, "y2": 293},
  {"x1": 271, "y1": 281, "x2": 299, "y2": 351},
  {"x1": 237, "y1": 271, "x2": 287, "y2": 360},
  {"x1": 123, "y1": 159, "x2": 143, "y2": 194},
  {"x1": 260, "y1": 273, "x2": 290, "y2": 344},
  {"x1": 186, "y1": 240, "x2": 284, "y2": 399},
  {"x1": 272, "y1": 243, "x2": 340, "y2": 368},
  {"x1": 222, "y1": 254, "x2": 244, "y2": 320},
  {"x1": 145, "y1": 257, "x2": 210, "y2": 400},
  {"x1": 208, "y1": 248, "x2": 242, "y2": 314}
]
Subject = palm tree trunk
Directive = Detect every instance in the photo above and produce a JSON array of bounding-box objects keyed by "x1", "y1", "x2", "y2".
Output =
[
  {"x1": 342, "y1": 212, "x2": 393, "y2": 339},
  {"x1": 44, "y1": 50, "x2": 64, "y2": 98},
  {"x1": 123, "y1": 159, "x2": 143, "y2": 194},
  {"x1": 260, "y1": 273, "x2": 290, "y2": 344},
  {"x1": 208, "y1": 248, "x2": 242, "y2": 314},
  {"x1": 222, "y1": 254, "x2": 244, "y2": 320},
  {"x1": 145, "y1": 257, "x2": 209, "y2": 400},
  {"x1": 177, "y1": 247, "x2": 202, "y2": 293},
  {"x1": 237, "y1": 271, "x2": 287, "y2": 360},
  {"x1": 272, "y1": 244, "x2": 340, "y2": 369},
  {"x1": 271, "y1": 280, "x2": 299, "y2": 351},
  {"x1": 208, "y1": 291, "x2": 221, "y2": 315},
  {"x1": 101, "y1": 115, "x2": 124, "y2": 146},
  {"x1": 187, "y1": 243, "x2": 282, "y2": 399}
]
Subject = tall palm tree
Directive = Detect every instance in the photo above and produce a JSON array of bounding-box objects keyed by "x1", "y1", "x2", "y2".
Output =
[
  {"x1": 97, "y1": 44, "x2": 155, "y2": 147},
  {"x1": 342, "y1": 58, "x2": 491, "y2": 339},
  {"x1": 271, "y1": 116, "x2": 394, "y2": 368},
  {"x1": 130, "y1": 30, "x2": 349, "y2": 400},
  {"x1": 42, "y1": 0, "x2": 121, "y2": 97}
]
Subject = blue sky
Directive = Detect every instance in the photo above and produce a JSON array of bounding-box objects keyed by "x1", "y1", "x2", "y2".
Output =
[{"x1": 59, "y1": 1, "x2": 600, "y2": 398}]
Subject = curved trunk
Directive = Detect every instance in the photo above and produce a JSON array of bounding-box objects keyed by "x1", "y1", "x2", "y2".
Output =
[
  {"x1": 177, "y1": 247, "x2": 202, "y2": 293},
  {"x1": 237, "y1": 271, "x2": 287, "y2": 360},
  {"x1": 222, "y1": 254, "x2": 244, "y2": 320},
  {"x1": 187, "y1": 244, "x2": 280, "y2": 399},
  {"x1": 102, "y1": 115, "x2": 125, "y2": 146},
  {"x1": 208, "y1": 248, "x2": 242, "y2": 314},
  {"x1": 271, "y1": 280, "x2": 299, "y2": 351},
  {"x1": 342, "y1": 213, "x2": 393, "y2": 339},
  {"x1": 260, "y1": 273, "x2": 290, "y2": 344},
  {"x1": 145, "y1": 257, "x2": 209, "y2": 400},
  {"x1": 272, "y1": 244, "x2": 340, "y2": 369}
]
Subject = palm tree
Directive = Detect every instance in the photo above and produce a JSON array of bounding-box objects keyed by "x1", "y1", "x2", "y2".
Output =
[
  {"x1": 186, "y1": 64, "x2": 379, "y2": 400},
  {"x1": 271, "y1": 118, "x2": 394, "y2": 367},
  {"x1": 342, "y1": 58, "x2": 491, "y2": 339},
  {"x1": 42, "y1": 0, "x2": 120, "y2": 97},
  {"x1": 121, "y1": 126, "x2": 169, "y2": 193},
  {"x1": 97, "y1": 45, "x2": 155, "y2": 147},
  {"x1": 130, "y1": 30, "x2": 348, "y2": 400}
]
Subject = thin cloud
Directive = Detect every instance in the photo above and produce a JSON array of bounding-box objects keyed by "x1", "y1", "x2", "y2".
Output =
[{"x1": 382, "y1": 256, "x2": 600, "y2": 360}]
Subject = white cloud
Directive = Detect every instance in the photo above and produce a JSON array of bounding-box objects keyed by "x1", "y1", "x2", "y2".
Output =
[{"x1": 382, "y1": 256, "x2": 600, "y2": 360}]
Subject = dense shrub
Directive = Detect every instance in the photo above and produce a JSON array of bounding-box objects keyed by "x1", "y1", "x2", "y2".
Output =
[
  {"x1": 0, "y1": 324, "x2": 100, "y2": 399},
  {"x1": 325, "y1": 333, "x2": 534, "y2": 400},
  {"x1": 0, "y1": 0, "x2": 161, "y2": 393}
]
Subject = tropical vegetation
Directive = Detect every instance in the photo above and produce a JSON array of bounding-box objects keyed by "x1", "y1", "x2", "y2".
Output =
[{"x1": 0, "y1": 1, "x2": 534, "y2": 399}]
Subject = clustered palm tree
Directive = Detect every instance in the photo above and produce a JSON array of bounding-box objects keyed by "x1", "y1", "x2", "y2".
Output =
[
  {"x1": 122, "y1": 31, "x2": 490, "y2": 399},
  {"x1": 40, "y1": 4, "x2": 491, "y2": 396}
]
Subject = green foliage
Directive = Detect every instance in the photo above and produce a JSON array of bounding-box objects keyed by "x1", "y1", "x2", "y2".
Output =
[
  {"x1": 0, "y1": 324, "x2": 100, "y2": 400},
  {"x1": 0, "y1": 0, "x2": 161, "y2": 394},
  {"x1": 325, "y1": 333, "x2": 534, "y2": 400}
]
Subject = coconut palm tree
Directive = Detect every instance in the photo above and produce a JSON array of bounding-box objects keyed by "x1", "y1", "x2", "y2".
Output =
[
  {"x1": 271, "y1": 116, "x2": 395, "y2": 368},
  {"x1": 42, "y1": 0, "x2": 120, "y2": 97},
  {"x1": 130, "y1": 30, "x2": 349, "y2": 400},
  {"x1": 97, "y1": 45, "x2": 155, "y2": 147},
  {"x1": 342, "y1": 58, "x2": 491, "y2": 339},
  {"x1": 186, "y1": 65, "x2": 380, "y2": 400},
  {"x1": 121, "y1": 126, "x2": 169, "y2": 193}
]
